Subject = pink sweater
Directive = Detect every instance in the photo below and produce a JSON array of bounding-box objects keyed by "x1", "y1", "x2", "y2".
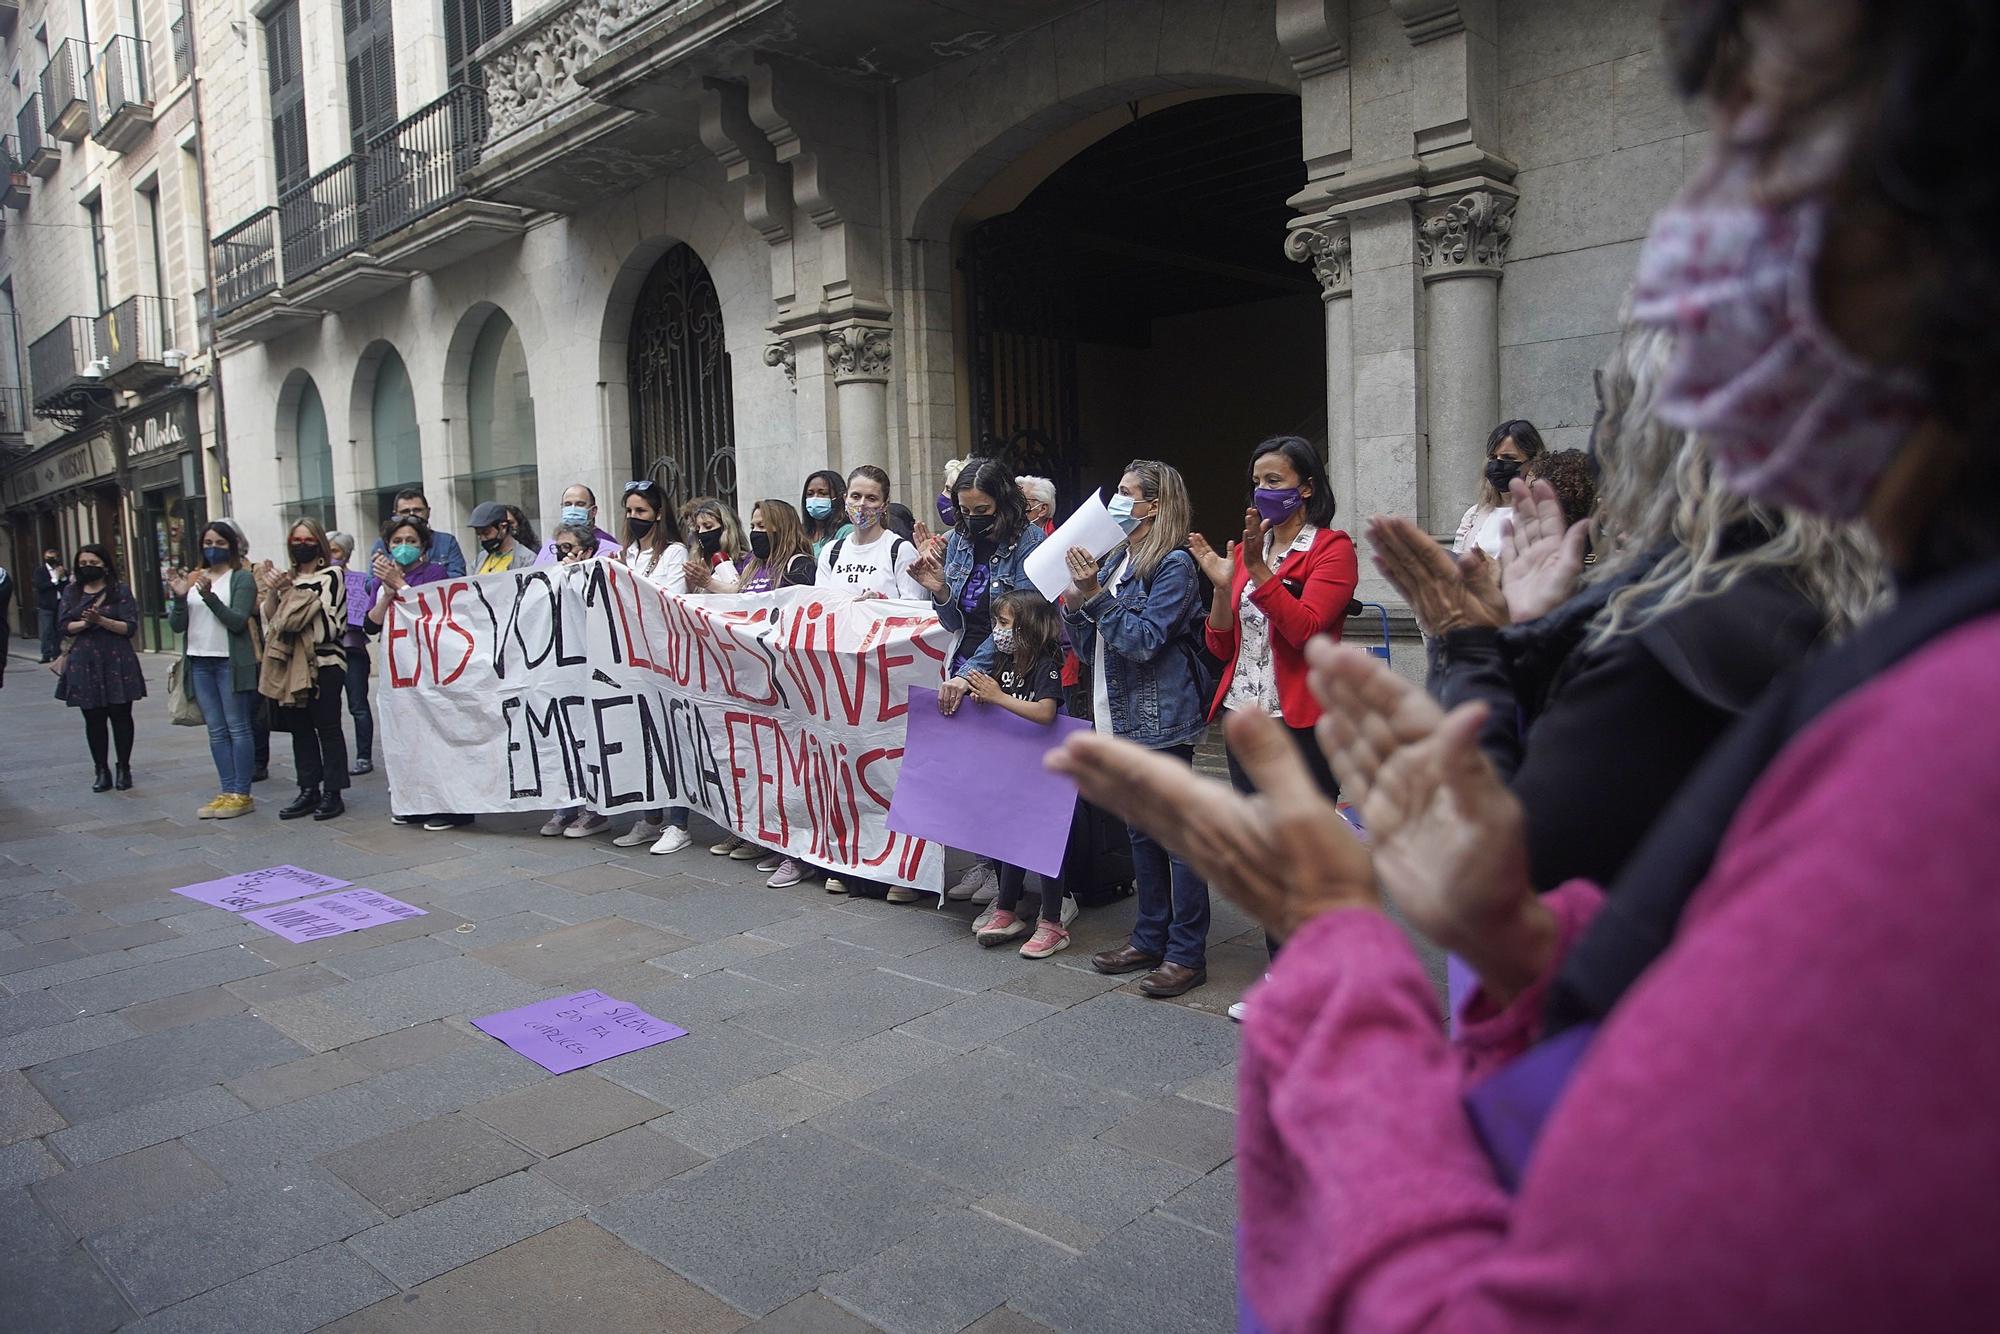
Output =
[{"x1": 1240, "y1": 614, "x2": 2000, "y2": 1331}]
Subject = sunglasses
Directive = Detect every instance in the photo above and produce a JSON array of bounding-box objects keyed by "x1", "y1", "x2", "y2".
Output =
[
  {"x1": 555, "y1": 544, "x2": 583, "y2": 558},
  {"x1": 622, "y1": 480, "x2": 664, "y2": 497}
]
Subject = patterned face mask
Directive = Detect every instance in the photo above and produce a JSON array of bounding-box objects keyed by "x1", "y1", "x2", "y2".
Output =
[{"x1": 1629, "y1": 176, "x2": 1928, "y2": 519}]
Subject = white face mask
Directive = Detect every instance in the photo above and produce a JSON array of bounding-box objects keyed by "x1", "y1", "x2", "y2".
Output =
[{"x1": 991, "y1": 626, "x2": 1015, "y2": 653}]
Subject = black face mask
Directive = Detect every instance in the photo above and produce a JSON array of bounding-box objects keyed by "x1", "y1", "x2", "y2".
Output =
[
  {"x1": 628, "y1": 517, "x2": 656, "y2": 542},
  {"x1": 289, "y1": 541, "x2": 322, "y2": 564},
  {"x1": 1485, "y1": 457, "x2": 1524, "y2": 493},
  {"x1": 480, "y1": 530, "x2": 510, "y2": 554},
  {"x1": 75, "y1": 564, "x2": 106, "y2": 583},
  {"x1": 749, "y1": 531, "x2": 771, "y2": 560},
  {"x1": 962, "y1": 513, "x2": 998, "y2": 540},
  {"x1": 696, "y1": 529, "x2": 723, "y2": 557}
]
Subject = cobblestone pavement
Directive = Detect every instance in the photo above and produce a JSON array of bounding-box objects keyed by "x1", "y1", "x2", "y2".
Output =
[{"x1": 0, "y1": 648, "x2": 1253, "y2": 1333}]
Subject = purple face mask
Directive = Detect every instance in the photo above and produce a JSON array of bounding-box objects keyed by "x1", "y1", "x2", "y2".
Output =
[
  {"x1": 936, "y1": 492, "x2": 959, "y2": 527},
  {"x1": 1252, "y1": 487, "x2": 1304, "y2": 525},
  {"x1": 1628, "y1": 185, "x2": 1927, "y2": 519}
]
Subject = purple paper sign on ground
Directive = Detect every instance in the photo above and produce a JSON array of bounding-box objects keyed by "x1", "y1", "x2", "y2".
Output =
[
  {"x1": 170, "y1": 864, "x2": 354, "y2": 912},
  {"x1": 471, "y1": 989, "x2": 687, "y2": 1075},
  {"x1": 886, "y1": 685, "x2": 1088, "y2": 879},
  {"x1": 239, "y1": 888, "x2": 427, "y2": 943}
]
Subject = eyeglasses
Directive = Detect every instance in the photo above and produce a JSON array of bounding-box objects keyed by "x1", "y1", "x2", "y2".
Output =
[{"x1": 555, "y1": 544, "x2": 582, "y2": 558}]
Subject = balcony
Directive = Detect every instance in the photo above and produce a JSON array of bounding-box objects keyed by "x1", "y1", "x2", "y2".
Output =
[
  {"x1": 29, "y1": 316, "x2": 105, "y2": 427},
  {"x1": 39, "y1": 39, "x2": 89, "y2": 145},
  {"x1": 0, "y1": 387, "x2": 25, "y2": 449},
  {"x1": 276, "y1": 155, "x2": 410, "y2": 311},
  {"x1": 95, "y1": 295, "x2": 177, "y2": 391},
  {"x1": 17, "y1": 96, "x2": 58, "y2": 177},
  {"x1": 211, "y1": 208, "x2": 318, "y2": 342},
  {"x1": 90, "y1": 35, "x2": 154, "y2": 152},
  {"x1": 1, "y1": 136, "x2": 28, "y2": 208},
  {"x1": 362, "y1": 83, "x2": 525, "y2": 272}
]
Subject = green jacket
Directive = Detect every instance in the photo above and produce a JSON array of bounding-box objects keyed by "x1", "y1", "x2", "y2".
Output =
[{"x1": 168, "y1": 567, "x2": 260, "y2": 694}]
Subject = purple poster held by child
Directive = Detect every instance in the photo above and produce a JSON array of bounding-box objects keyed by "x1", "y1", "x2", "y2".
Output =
[{"x1": 472, "y1": 989, "x2": 687, "y2": 1075}]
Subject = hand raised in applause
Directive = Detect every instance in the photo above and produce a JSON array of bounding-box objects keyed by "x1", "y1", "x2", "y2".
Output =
[
  {"x1": 1498, "y1": 477, "x2": 1589, "y2": 624},
  {"x1": 908, "y1": 549, "x2": 946, "y2": 597},
  {"x1": 963, "y1": 669, "x2": 1003, "y2": 705},
  {"x1": 1366, "y1": 514, "x2": 1505, "y2": 637},
  {"x1": 1186, "y1": 532, "x2": 1234, "y2": 588},
  {"x1": 1063, "y1": 547, "x2": 1101, "y2": 604}
]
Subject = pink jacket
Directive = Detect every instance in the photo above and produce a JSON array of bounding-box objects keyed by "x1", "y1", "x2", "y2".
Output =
[{"x1": 1239, "y1": 614, "x2": 2000, "y2": 1331}]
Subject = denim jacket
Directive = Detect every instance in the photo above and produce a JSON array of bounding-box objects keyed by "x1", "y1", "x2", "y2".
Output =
[
  {"x1": 934, "y1": 521, "x2": 1046, "y2": 674},
  {"x1": 1062, "y1": 546, "x2": 1208, "y2": 749}
]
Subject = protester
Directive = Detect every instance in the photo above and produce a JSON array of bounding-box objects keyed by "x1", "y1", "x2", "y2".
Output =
[
  {"x1": 1451, "y1": 419, "x2": 1545, "y2": 557},
  {"x1": 239, "y1": 531, "x2": 271, "y2": 782},
  {"x1": 169, "y1": 520, "x2": 259, "y2": 817},
  {"x1": 1522, "y1": 447, "x2": 1597, "y2": 531},
  {"x1": 323, "y1": 532, "x2": 375, "y2": 777},
  {"x1": 54, "y1": 544, "x2": 146, "y2": 791},
  {"x1": 800, "y1": 469, "x2": 850, "y2": 554},
  {"x1": 816, "y1": 465, "x2": 926, "y2": 601},
  {"x1": 34, "y1": 544, "x2": 67, "y2": 662},
  {"x1": 1052, "y1": 2, "x2": 2000, "y2": 1323},
  {"x1": 884, "y1": 503, "x2": 919, "y2": 542},
  {"x1": 257, "y1": 519, "x2": 348, "y2": 821},
  {"x1": 0, "y1": 558, "x2": 13, "y2": 687},
  {"x1": 964, "y1": 590, "x2": 1076, "y2": 957},
  {"x1": 470, "y1": 501, "x2": 535, "y2": 574},
  {"x1": 1018, "y1": 475, "x2": 1057, "y2": 534},
  {"x1": 366, "y1": 516, "x2": 464, "y2": 830},
  {"x1": 368, "y1": 488, "x2": 467, "y2": 577},
  {"x1": 534, "y1": 484, "x2": 619, "y2": 565},
  {"x1": 609, "y1": 480, "x2": 694, "y2": 853},
  {"x1": 538, "y1": 523, "x2": 617, "y2": 838},
  {"x1": 681, "y1": 497, "x2": 745, "y2": 593},
  {"x1": 935, "y1": 456, "x2": 966, "y2": 529},
  {"x1": 913, "y1": 457, "x2": 1048, "y2": 904},
  {"x1": 1059, "y1": 460, "x2": 1211, "y2": 997},
  {"x1": 737, "y1": 498, "x2": 818, "y2": 594}
]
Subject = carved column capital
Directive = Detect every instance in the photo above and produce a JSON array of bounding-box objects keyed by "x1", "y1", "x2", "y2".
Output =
[
  {"x1": 763, "y1": 341, "x2": 796, "y2": 391},
  {"x1": 1284, "y1": 219, "x2": 1353, "y2": 299},
  {"x1": 1415, "y1": 191, "x2": 1515, "y2": 279},
  {"x1": 823, "y1": 325, "x2": 891, "y2": 382}
]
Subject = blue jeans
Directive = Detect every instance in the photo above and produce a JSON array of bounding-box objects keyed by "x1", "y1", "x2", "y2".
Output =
[
  {"x1": 1126, "y1": 743, "x2": 1210, "y2": 968},
  {"x1": 188, "y1": 656, "x2": 255, "y2": 795}
]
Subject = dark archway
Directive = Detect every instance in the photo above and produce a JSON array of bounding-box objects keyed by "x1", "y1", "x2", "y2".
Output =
[
  {"x1": 960, "y1": 93, "x2": 1322, "y2": 539},
  {"x1": 627, "y1": 243, "x2": 737, "y2": 506}
]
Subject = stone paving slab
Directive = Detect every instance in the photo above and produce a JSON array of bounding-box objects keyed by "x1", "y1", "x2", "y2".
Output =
[
  {"x1": 469, "y1": 1072, "x2": 667, "y2": 1157},
  {"x1": 528, "y1": 1123, "x2": 708, "y2": 1206},
  {"x1": 0, "y1": 1184, "x2": 137, "y2": 1332},
  {"x1": 119, "y1": 985, "x2": 252, "y2": 1035},
  {"x1": 469, "y1": 916, "x2": 694, "y2": 987},
  {"x1": 184, "y1": 1082, "x2": 432, "y2": 1183},
  {"x1": 0, "y1": 1135, "x2": 64, "y2": 1187},
  {"x1": 47, "y1": 1085, "x2": 254, "y2": 1167},
  {"x1": 26, "y1": 1013, "x2": 307, "y2": 1120},
  {"x1": 974, "y1": 1137, "x2": 1199, "y2": 1251},
  {"x1": 344, "y1": 1169, "x2": 583, "y2": 1289},
  {"x1": 991, "y1": 992, "x2": 1239, "y2": 1099},
  {"x1": 1009, "y1": 1210, "x2": 1237, "y2": 1334},
  {"x1": 1, "y1": 1066, "x2": 68, "y2": 1143},
  {"x1": 319, "y1": 1113, "x2": 536, "y2": 1217},
  {"x1": 31, "y1": 1140, "x2": 227, "y2": 1238},
  {"x1": 121, "y1": 1241, "x2": 398, "y2": 1334},
  {"x1": 223, "y1": 1050, "x2": 374, "y2": 1111},
  {"x1": 822, "y1": 1206, "x2": 1072, "y2": 1334}
]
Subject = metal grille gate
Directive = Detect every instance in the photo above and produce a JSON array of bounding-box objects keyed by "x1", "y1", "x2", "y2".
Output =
[{"x1": 627, "y1": 243, "x2": 737, "y2": 505}]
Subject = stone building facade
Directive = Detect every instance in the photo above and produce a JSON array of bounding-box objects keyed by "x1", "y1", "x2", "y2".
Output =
[
  {"x1": 0, "y1": 0, "x2": 221, "y2": 649},
  {"x1": 190, "y1": 0, "x2": 1696, "y2": 631}
]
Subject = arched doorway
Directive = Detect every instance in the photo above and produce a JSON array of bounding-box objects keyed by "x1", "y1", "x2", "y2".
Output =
[
  {"x1": 627, "y1": 242, "x2": 736, "y2": 505},
  {"x1": 958, "y1": 93, "x2": 1322, "y2": 540},
  {"x1": 464, "y1": 309, "x2": 538, "y2": 514},
  {"x1": 365, "y1": 348, "x2": 422, "y2": 525},
  {"x1": 290, "y1": 376, "x2": 335, "y2": 529}
]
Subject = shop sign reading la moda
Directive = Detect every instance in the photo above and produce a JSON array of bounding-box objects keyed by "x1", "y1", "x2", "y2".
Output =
[{"x1": 122, "y1": 394, "x2": 197, "y2": 461}]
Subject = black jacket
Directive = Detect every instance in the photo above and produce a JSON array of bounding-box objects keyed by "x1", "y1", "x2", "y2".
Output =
[
  {"x1": 1429, "y1": 551, "x2": 1827, "y2": 892},
  {"x1": 33, "y1": 562, "x2": 65, "y2": 611}
]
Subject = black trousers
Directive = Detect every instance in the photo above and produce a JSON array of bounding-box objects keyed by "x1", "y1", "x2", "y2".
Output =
[
  {"x1": 1226, "y1": 716, "x2": 1341, "y2": 959},
  {"x1": 276, "y1": 665, "x2": 349, "y2": 792},
  {"x1": 82, "y1": 703, "x2": 135, "y2": 768},
  {"x1": 345, "y1": 646, "x2": 373, "y2": 762}
]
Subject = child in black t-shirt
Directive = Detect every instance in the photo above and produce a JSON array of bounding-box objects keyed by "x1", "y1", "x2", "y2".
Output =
[{"x1": 965, "y1": 590, "x2": 1075, "y2": 958}]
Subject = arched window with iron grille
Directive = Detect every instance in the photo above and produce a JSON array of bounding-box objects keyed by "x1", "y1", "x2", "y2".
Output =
[{"x1": 627, "y1": 243, "x2": 736, "y2": 506}]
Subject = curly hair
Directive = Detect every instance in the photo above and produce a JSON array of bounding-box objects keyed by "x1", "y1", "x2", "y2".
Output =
[{"x1": 1522, "y1": 450, "x2": 1598, "y2": 529}]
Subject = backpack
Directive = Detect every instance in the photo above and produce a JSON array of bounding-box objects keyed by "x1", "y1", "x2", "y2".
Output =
[{"x1": 825, "y1": 534, "x2": 910, "y2": 585}]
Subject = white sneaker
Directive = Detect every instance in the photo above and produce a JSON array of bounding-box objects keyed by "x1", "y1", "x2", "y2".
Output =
[
  {"x1": 946, "y1": 861, "x2": 992, "y2": 901},
  {"x1": 1227, "y1": 1000, "x2": 1248, "y2": 1023},
  {"x1": 709, "y1": 835, "x2": 744, "y2": 856},
  {"x1": 766, "y1": 858, "x2": 805, "y2": 888},
  {"x1": 972, "y1": 904, "x2": 1000, "y2": 933},
  {"x1": 885, "y1": 887, "x2": 920, "y2": 904},
  {"x1": 538, "y1": 812, "x2": 569, "y2": 837},
  {"x1": 1059, "y1": 894, "x2": 1079, "y2": 928},
  {"x1": 563, "y1": 811, "x2": 610, "y2": 839},
  {"x1": 728, "y1": 841, "x2": 764, "y2": 861},
  {"x1": 650, "y1": 826, "x2": 693, "y2": 855},
  {"x1": 969, "y1": 870, "x2": 1000, "y2": 906},
  {"x1": 823, "y1": 876, "x2": 848, "y2": 895},
  {"x1": 613, "y1": 819, "x2": 664, "y2": 847}
]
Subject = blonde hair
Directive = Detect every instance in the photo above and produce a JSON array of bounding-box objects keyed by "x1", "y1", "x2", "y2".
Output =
[
  {"x1": 742, "y1": 499, "x2": 811, "y2": 586},
  {"x1": 1116, "y1": 459, "x2": 1192, "y2": 582},
  {"x1": 1585, "y1": 324, "x2": 1887, "y2": 649},
  {"x1": 681, "y1": 496, "x2": 748, "y2": 561},
  {"x1": 286, "y1": 516, "x2": 333, "y2": 570}
]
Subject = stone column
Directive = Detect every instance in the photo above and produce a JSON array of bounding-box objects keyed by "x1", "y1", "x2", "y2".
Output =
[
  {"x1": 824, "y1": 325, "x2": 892, "y2": 475},
  {"x1": 1417, "y1": 190, "x2": 1513, "y2": 538},
  {"x1": 1284, "y1": 218, "x2": 1355, "y2": 524}
]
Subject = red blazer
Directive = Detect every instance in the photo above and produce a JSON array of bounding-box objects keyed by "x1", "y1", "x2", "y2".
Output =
[{"x1": 1205, "y1": 526, "x2": 1359, "y2": 726}]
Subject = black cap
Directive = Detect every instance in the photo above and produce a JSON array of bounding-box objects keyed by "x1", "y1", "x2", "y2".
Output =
[{"x1": 468, "y1": 501, "x2": 511, "y2": 528}]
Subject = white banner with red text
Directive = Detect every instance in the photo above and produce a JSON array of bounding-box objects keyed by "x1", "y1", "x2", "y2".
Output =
[{"x1": 375, "y1": 559, "x2": 953, "y2": 891}]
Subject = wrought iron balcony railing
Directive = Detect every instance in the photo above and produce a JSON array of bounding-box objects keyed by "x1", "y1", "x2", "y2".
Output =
[
  {"x1": 95, "y1": 294, "x2": 175, "y2": 383},
  {"x1": 39, "y1": 38, "x2": 89, "y2": 143},
  {"x1": 29, "y1": 315, "x2": 101, "y2": 416},
  {"x1": 16, "y1": 93, "x2": 54, "y2": 176},
  {"x1": 363, "y1": 82, "x2": 487, "y2": 240},
  {"x1": 278, "y1": 155, "x2": 368, "y2": 283},
  {"x1": 89, "y1": 35, "x2": 153, "y2": 148},
  {"x1": 0, "y1": 386, "x2": 27, "y2": 443},
  {"x1": 213, "y1": 207, "x2": 281, "y2": 315},
  {"x1": 1, "y1": 134, "x2": 27, "y2": 207}
]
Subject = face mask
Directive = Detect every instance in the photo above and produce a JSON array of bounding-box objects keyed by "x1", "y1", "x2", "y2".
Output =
[
  {"x1": 749, "y1": 531, "x2": 771, "y2": 560},
  {"x1": 479, "y1": 531, "x2": 508, "y2": 554},
  {"x1": 804, "y1": 496, "x2": 834, "y2": 520},
  {"x1": 696, "y1": 528, "x2": 723, "y2": 557},
  {"x1": 936, "y1": 493, "x2": 960, "y2": 527},
  {"x1": 1252, "y1": 487, "x2": 1304, "y2": 525},
  {"x1": 1105, "y1": 492, "x2": 1142, "y2": 534},
  {"x1": 289, "y1": 541, "x2": 321, "y2": 564},
  {"x1": 627, "y1": 517, "x2": 655, "y2": 541},
  {"x1": 851, "y1": 503, "x2": 883, "y2": 530},
  {"x1": 1629, "y1": 185, "x2": 1927, "y2": 518},
  {"x1": 990, "y1": 626, "x2": 1015, "y2": 654},
  {"x1": 202, "y1": 546, "x2": 231, "y2": 566},
  {"x1": 390, "y1": 543, "x2": 421, "y2": 567},
  {"x1": 76, "y1": 564, "x2": 106, "y2": 583},
  {"x1": 962, "y1": 513, "x2": 997, "y2": 540},
  {"x1": 1485, "y1": 458, "x2": 1523, "y2": 494},
  {"x1": 560, "y1": 505, "x2": 590, "y2": 529}
]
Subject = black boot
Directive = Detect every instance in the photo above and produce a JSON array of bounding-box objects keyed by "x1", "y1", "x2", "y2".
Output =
[
  {"x1": 279, "y1": 786, "x2": 321, "y2": 820},
  {"x1": 312, "y1": 790, "x2": 345, "y2": 822},
  {"x1": 91, "y1": 765, "x2": 113, "y2": 793},
  {"x1": 113, "y1": 763, "x2": 132, "y2": 791}
]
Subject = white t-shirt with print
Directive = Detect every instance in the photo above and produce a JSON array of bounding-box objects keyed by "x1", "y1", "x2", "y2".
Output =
[{"x1": 816, "y1": 529, "x2": 924, "y2": 599}]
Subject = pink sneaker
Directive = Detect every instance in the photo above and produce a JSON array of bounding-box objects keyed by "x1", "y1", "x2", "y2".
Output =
[
  {"x1": 1018, "y1": 922, "x2": 1070, "y2": 959},
  {"x1": 975, "y1": 910, "x2": 1027, "y2": 948}
]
